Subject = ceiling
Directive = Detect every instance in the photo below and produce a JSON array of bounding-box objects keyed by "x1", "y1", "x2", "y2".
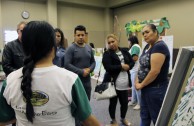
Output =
[
  {"x1": 11, "y1": 0, "x2": 144, "y2": 8},
  {"x1": 107, "y1": 0, "x2": 144, "y2": 8}
]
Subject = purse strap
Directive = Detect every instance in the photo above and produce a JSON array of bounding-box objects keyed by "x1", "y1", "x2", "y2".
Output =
[
  {"x1": 96, "y1": 48, "x2": 106, "y2": 84},
  {"x1": 96, "y1": 62, "x2": 103, "y2": 84}
]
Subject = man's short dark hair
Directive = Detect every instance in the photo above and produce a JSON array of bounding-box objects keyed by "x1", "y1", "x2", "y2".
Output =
[{"x1": 74, "y1": 25, "x2": 86, "y2": 34}]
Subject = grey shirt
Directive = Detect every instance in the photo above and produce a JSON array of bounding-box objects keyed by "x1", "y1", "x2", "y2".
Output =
[{"x1": 65, "y1": 43, "x2": 96, "y2": 82}]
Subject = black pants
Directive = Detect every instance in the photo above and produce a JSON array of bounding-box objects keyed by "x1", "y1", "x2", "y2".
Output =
[
  {"x1": 83, "y1": 85, "x2": 91, "y2": 101},
  {"x1": 76, "y1": 82, "x2": 91, "y2": 126},
  {"x1": 80, "y1": 78, "x2": 91, "y2": 101},
  {"x1": 109, "y1": 90, "x2": 128, "y2": 120},
  {"x1": 75, "y1": 118, "x2": 83, "y2": 126}
]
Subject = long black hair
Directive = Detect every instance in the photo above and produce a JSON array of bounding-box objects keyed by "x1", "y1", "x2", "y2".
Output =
[
  {"x1": 128, "y1": 35, "x2": 139, "y2": 49},
  {"x1": 54, "y1": 28, "x2": 65, "y2": 48},
  {"x1": 21, "y1": 21, "x2": 56, "y2": 123}
]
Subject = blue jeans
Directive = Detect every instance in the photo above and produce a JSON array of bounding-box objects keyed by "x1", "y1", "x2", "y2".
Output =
[
  {"x1": 131, "y1": 71, "x2": 141, "y2": 105},
  {"x1": 140, "y1": 82, "x2": 168, "y2": 126}
]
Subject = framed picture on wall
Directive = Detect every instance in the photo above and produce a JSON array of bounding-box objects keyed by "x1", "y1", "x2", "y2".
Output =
[{"x1": 156, "y1": 46, "x2": 194, "y2": 126}]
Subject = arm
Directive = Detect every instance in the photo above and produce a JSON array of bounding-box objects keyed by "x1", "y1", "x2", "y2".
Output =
[
  {"x1": 2, "y1": 44, "x2": 15, "y2": 76},
  {"x1": 83, "y1": 48, "x2": 96, "y2": 77},
  {"x1": 130, "y1": 45, "x2": 140, "y2": 62},
  {"x1": 0, "y1": 81, "x2": 15, "y2": 123},
  {"x1": 136, "y1": 53, "x2": 165, "y2": 90},
  {"x1": 65, "y1": 46, "x2": 83, "y2": 76},
  {"x1": 82, "y1": 115, "x2": 100, "y2": 126},
  {"x1": 0, "y1": 119, "x2": 16, "y2": 126},
  {"x1": 102, "y1": 51, "x2": 122, "y2": 73},
  {"x1": 126, "y1": 51, "x2": 135, "y2": 70},
  {"x1": 88, "y1": 49, "x2": 96, "y2": 73},
  {"x1": 71, "y1": 78, "x2": 100, "y2": 125},
  {"x1": 122, "y1": 50, "x2": 135, "y2": 71},
  {"x1": 61, "y1": 48, "x2": 66, "y2": 68}
]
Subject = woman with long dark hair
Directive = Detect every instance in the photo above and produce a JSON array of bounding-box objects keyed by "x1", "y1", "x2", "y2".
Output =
[
  {"x1": 53, "y1": 28, "x2": 66, "y2": 67},
  {"x1": 128, "y1": 36, "x2": 141, "y2": 110},
  {"x1": 0, "y1": 21, "x2": 100, "y2": 126}
]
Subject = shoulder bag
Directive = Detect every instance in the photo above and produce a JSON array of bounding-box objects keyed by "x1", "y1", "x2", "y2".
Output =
[{"x1": 93, "y1": 63, "x2": 117, "y2": 100}]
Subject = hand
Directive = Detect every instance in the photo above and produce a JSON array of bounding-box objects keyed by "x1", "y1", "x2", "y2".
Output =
[
  {"x1": 85, "y1": 68, "x2": 91, "y2": 73},
  {"x1": 0, "y1": 119, "x2": 16, "y2": 126},
  {"x1": 135, "y1": 82, "x2": 144, "y2": 90},
  {"x1": 83, "y1": 68, "x2": 90, "y2": 77},
  {"x1": 121, "y1": 64, "x2": 129, "y2": 71}
]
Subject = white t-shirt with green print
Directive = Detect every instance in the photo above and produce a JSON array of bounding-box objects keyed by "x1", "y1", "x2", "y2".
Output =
[{"x1": 3, "y1": 65, "x2": 91, "y2": 126}]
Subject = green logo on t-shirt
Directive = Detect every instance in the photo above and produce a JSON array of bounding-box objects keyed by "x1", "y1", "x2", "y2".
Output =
[{"x1": 23, "y1": 90, "x2": 49, "y2": 106}]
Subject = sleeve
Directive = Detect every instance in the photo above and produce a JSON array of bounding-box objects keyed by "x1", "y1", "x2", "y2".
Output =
[
  {"x1": 61, "y1": 48, "x2": 66, "y2": 68},
  {"x1": 0, "y1": 80, "x2": 15, "y2": 122},
  {"x1": 151, "y1": 41, "x2": 169, "y2": 56},
  {"x1": 102, "y1": 51, "x2": 122, "y2": 73},
  {"x1": 65, "y1": 46, "x2": 83, "y2": 76},
  {"x1": 130, "y1": 46, "x2": 140, "y2": 57},
  {"x1": 88, "y1": 46, "x2": 96, "y2": 73},
  {"x1": 61, "y1": 55, "x2": 65, "y2": 68},
  {"x1": 2, "y1": 44, "x2": 15, "y2": 76},
  {"x1": 124, "y1": 49, "x2": 135, "y2": 70},
  {"x1": 70, "y1": 77, "x2": 91, "y2": 121}
]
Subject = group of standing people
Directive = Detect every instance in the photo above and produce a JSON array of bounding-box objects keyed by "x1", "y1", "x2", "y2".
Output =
[
  {"x1": 101, "y1": 24, "x2": 170, "y2": 126},
  {"x1": 0, "y1": 21, "x2": 170, "y2": 126},
  {"x1": 0, "y1": 22, "x2": 98, "y2": 126}
]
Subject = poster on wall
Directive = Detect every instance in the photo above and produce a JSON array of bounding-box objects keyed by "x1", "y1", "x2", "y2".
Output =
[
  {"x1": 142, "y1": 35, "x2": 173, "y2": 73},
  {"x1": 171, "y1": 66, "x2": 194, "y2": 126},
  {"x1": 156, "y1": 46, "x2": 194, "y2": 126}
]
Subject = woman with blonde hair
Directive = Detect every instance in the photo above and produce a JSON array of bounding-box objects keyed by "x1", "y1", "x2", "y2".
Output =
[{"x1": 102, "y1": 34, "x2": 134, "y2": 126}]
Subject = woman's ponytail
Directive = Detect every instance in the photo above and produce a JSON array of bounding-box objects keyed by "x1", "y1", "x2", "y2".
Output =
[
  {"x1": 21, "y1": 56, "x2": 35, "y2": 123},
  {"x1": 20, "y1": 21, "x2": 56, "y2": 123}
]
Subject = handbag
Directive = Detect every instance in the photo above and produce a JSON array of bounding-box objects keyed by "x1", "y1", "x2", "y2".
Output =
[
  {"x1": 94, "y1": 81, "x2": 117, "y2": 100},
  {"x1": 93, "y1": 62, "x2": 117, "y2": 100}
]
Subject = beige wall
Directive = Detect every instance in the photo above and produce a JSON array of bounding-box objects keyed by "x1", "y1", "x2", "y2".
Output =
[
  {"x1": 0, "y1": 0, "x2": 113, "y2": 48},
  {"x1": 57, "y1": 3, "x2": 109, "y2": 47},
  {"x1": 1, "y1": 0, "x2": 47, "y2": 48},
  {"x1": 114, "y1": 0, "x2": 194, "y2": 48},
  {"x1": 1, "y1": 0, "x2": 193, "y2": 49},
  {"x1": 58, "y1": 0, "x2": 106, "y2": 8},
  {"x1": 47, "y1": 0, "x2": 57, "y2": 28}
]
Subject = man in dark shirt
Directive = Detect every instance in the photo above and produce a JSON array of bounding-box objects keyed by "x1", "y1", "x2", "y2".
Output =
[
  {"x1": 2, "y1": 21, "x2": 26, "y2": 76},
  {"x1": 65, "y1": 25, "x2": 96, "y2": 126},
  {"x1": 2, "y1": 21, "x2": 26, "y2": 126},
  {"x1": 65, "y1": 25, "x2": 96, "y2": 100}
]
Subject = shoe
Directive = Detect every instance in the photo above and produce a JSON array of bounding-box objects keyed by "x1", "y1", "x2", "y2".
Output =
[
  {"x1": 133, "y1": 104, "x2": 140, "y2": 110},
  {"x1": 121, "y1": 119, "x2": 132, "y2": 126},
  {"x1": 128, "y1": 102, "x2": 136, "y2": 106},
  {"x1": 110, "y1": 120, "x2": 118, "y2": 126}
]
